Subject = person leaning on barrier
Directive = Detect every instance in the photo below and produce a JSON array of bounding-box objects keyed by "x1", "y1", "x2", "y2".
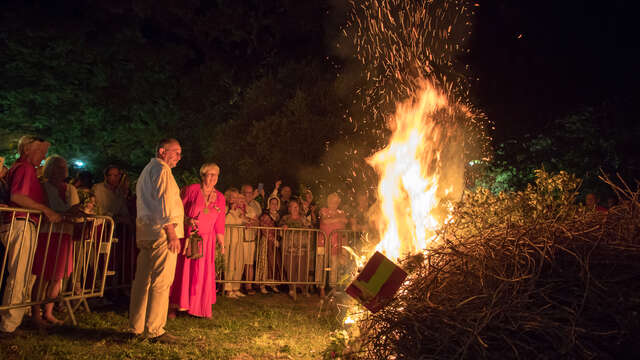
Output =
[
  {"x1": 0, "y1": 135, "x2": 62, "y2": 336},
  {"x1": 240, "y1": 184, "x2": 261, "y2": 295},
  {"x1": 278, "y1": 199, "x2": 311, "y2": 300},
  {"x1": 223, "y1": 188, "x2": 246, "y2": 298},
  {"x1": 255, "y1": 195, "x2": 282, "y2": 294},
  {"x1": 31, "y1": 155, "x2": 80, "y2": 328},
  {"x1": 128, "y1": 138, "x2": 184, "y2": 344},
  {"x1": 92, "y1": 165, "x2": 130, "y2": 223},
  {"x1": 317, "y1": 192, "x2": 348, "y2": 298}
]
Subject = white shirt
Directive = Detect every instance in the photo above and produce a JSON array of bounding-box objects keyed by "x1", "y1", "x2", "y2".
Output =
[
  {"x1": 135, "y1": 158, "x2": 184, "y2": 241},
  {"x1": 246, "y1": 199, "x2": 261, "y2": 221},
  {"x1": 92, "y1": 182, "x2": 129, "y2": 218}
]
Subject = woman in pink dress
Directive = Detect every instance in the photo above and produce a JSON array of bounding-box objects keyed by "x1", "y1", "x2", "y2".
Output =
[
  {"x1": 31, "y1": 155, "x2": 80, "y2": 326},
  {"x1": 169, "y1": 163, "x2": 225, "y2": 318}
]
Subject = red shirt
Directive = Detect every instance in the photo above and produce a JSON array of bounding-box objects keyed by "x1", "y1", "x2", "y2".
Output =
[{"x1": 6, "y1": 157, "x2": 45, "y2": 223}]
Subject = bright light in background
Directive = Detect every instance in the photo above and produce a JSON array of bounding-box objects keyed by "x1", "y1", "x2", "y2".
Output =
[{"x1": 73, "y1": 160, "x2": 85, "y2": 168}]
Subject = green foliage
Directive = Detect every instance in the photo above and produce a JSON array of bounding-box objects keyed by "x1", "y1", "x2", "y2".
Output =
[
  {"x1": 460, "y1": 169, "x2": 582, "y2": 235},
  {"x1": 322, "y1": 329, "x2": 351, "y2": 359},
  {"x1": 207, "y1": 60, "x2": 348, "y2": 190},
  {"x1": 0, "y1": 1, "x2": 344, "y2": 188}
]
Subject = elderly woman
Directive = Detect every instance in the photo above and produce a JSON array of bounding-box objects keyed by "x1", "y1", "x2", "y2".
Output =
[
  {"x1": 279, "y1": 199, "x2": 311, "y2": 299},
  {"x1": 255, "y1": 196, "x2": 282, "y2": 294},
  {"x1": 169, "y1": 163, "x2": 225, "y2": 319},
  {"x1": 317, "y1": 192, "x2": 348, "y2": 297},
  {"x1": 31, "y1": 155, "x2": 80, "y2": 326}
]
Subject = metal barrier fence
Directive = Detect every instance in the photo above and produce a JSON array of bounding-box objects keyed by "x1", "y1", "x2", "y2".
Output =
[
  {"x1": 220, "y1": 225, "x2": 367, "y2": 291},
  {"x1": 0, "y1": 207, "x2": 114, "y2": 325},
  {"x1": 98, "y1": 222, "x2": 367, "y2": 293},
  {"x1": 221, "y1": 225, "x2": 327, "y2": 288},
  {"x1": 324, "y1": 229, "x2": 368, "y2": 288}
]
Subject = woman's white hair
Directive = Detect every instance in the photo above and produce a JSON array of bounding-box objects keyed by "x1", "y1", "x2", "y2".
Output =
[
  {"x1": 199, "y1": 162, "x2": 220, "y2": 178},
  {"x1": 42, "y1": 155, "x2": 67, "y2": 181}
]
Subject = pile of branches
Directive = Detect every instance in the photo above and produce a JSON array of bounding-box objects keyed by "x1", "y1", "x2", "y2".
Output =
[{"x1": 357, "y1": 170, "x2": 640, "y2": 359}]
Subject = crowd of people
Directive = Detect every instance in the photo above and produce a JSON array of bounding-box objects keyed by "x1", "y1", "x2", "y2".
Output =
[{"x1": 0, "y1": 135, "x2": 375, "y2": 343}]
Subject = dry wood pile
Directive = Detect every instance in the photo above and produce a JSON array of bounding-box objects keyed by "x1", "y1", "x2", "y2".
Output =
[{"x1": 357, "y1": 171, "x2": 640, "y2": 359}]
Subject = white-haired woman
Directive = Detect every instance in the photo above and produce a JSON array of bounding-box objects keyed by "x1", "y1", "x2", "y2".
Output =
[
  {"x1": 169, "y1": 162, "x2": 225, "y2": 319},
  {"x1": 317, "y1": 192, "x2": 348, "y2": 297},
  {"x1": 31, "y1": 155, "x2": 79, "y2": 326}
]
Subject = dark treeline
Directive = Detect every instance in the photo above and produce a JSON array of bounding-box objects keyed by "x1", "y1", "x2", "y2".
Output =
[
  {"x1": 0, "y1": 0, "x2": 358, "y2": 194},
  {"x1": 2, "y1": 0, "x2": 639, "y2": 201}
]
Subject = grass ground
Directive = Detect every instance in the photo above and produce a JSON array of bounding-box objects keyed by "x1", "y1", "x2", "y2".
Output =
[{"x1": 0, "y1": 291, "x2": 341, "y2": 360}]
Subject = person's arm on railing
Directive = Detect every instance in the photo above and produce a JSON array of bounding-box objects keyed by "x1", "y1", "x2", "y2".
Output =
[{"x1": 11, "y1": 193, "x2": 62, "y2": 223}]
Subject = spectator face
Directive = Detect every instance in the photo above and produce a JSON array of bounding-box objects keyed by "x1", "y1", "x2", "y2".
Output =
[
  {"x1": 585, "y1": 193, "x2": 597, "y2": 208},
  {"x1": 105, "y1": 168, "x2": 122, "y2": 187},
  {"x1": 327, "y1": 193, "x2": 341, "y2": 210},
  {"x1": 281, "y1": 186, "x2": 292, "y2": 200},
  {"x1": 241, "y1": 185, "x2": 253, "y2": 202},
  {"x1": 158, "y1": 141, "x2": 182, "y2": 168},
  {"x1": 228, "y1": 192, "x2": 239, "y2": 206},
  {"x1": 303, "y1": 190, "x2": 313, "y2": 203},
  {"x1": 84, "y1": 196, "x2": 96, "y2": 213},
  {"x1": 26, "y1": 141, "x2": 50, "y2": 167},
  {"x1": 288, "y1": 201, "x2": 300, "y2": 216},
  {"x1": 201, "y1": 168, "x2": 219, "y2": 188},
  {"x1": 0, "y1": 166, "x2": 7, "y2": 179},
  {"x1": 269, "y1": 198, "x2": 279, "y2": 211}
]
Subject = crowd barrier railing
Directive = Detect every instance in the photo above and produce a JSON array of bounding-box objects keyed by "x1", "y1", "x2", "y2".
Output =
[
  {"x1": 324, "y1": 229, "x2": 367, "y2": 288},
  {"x1": 220, "y1": 225, "x2": 328, "y2": 288},
  {"x1": 0, "y1": 207, "x2": 114, "y2": 325},
  {"x1": 220, "y1": 225, "x2": 367, "y2": 291},
  {"x1": 78, "y1": 221, "x2": 366, "y2": 294}
]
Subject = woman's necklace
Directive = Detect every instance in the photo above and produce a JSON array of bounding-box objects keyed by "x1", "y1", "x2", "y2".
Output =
[{"x1": 202, "y1": 186, "x2": 216, "y2": 214}]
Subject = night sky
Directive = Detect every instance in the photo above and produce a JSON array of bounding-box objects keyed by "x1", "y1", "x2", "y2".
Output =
[{"x1": 470, "y1": 0, "x2": 639, "y2": 141}]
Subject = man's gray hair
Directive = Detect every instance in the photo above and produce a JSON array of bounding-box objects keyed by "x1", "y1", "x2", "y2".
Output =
[
  {"x1": 17, "y1": 135, "x2": 48, "y2": 155},
  {"x1": 156, "y1": 138, "x2": 179, "y2": 154}
]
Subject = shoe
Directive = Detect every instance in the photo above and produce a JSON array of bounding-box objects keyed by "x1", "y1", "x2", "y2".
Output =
[
  {"x1": 268, "y1": 285, "x2": 280, "y2": 293},
  {"x1": 234, "y1": 291, "x2": 245, "y2": 297},
  {"x1": 259, "y1": 286, "x2": 268, "y2": 294},
  {"x1": 289, "y1": 290, "x2": 297, "y2": 301},
  {"x1": 246, "y1": 289, "x2": 256, "y2": 295},
  {"x1": 226, "y1": 292, "x2": 238, "y2": 299},
  {"x1": 303, "y1": 291, "x2": 311, "y2": 298},
  {"x1": 150, "y1": 332, "x2": 181, "y2": 344}
]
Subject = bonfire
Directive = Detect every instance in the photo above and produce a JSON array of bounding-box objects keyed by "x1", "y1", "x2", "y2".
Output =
[{"x1": 347, "y1": 171, "x2": 640, "y2": 359}]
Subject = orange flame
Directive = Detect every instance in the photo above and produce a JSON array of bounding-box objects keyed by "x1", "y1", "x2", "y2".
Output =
[{"x1": 367, "y1": 80, "x2": 459, "y2": 261}]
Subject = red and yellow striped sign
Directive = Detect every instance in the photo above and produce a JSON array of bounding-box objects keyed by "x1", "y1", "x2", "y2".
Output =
[{"x1": 346, "y1": 251, "x2": 407, "y2": 313}]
